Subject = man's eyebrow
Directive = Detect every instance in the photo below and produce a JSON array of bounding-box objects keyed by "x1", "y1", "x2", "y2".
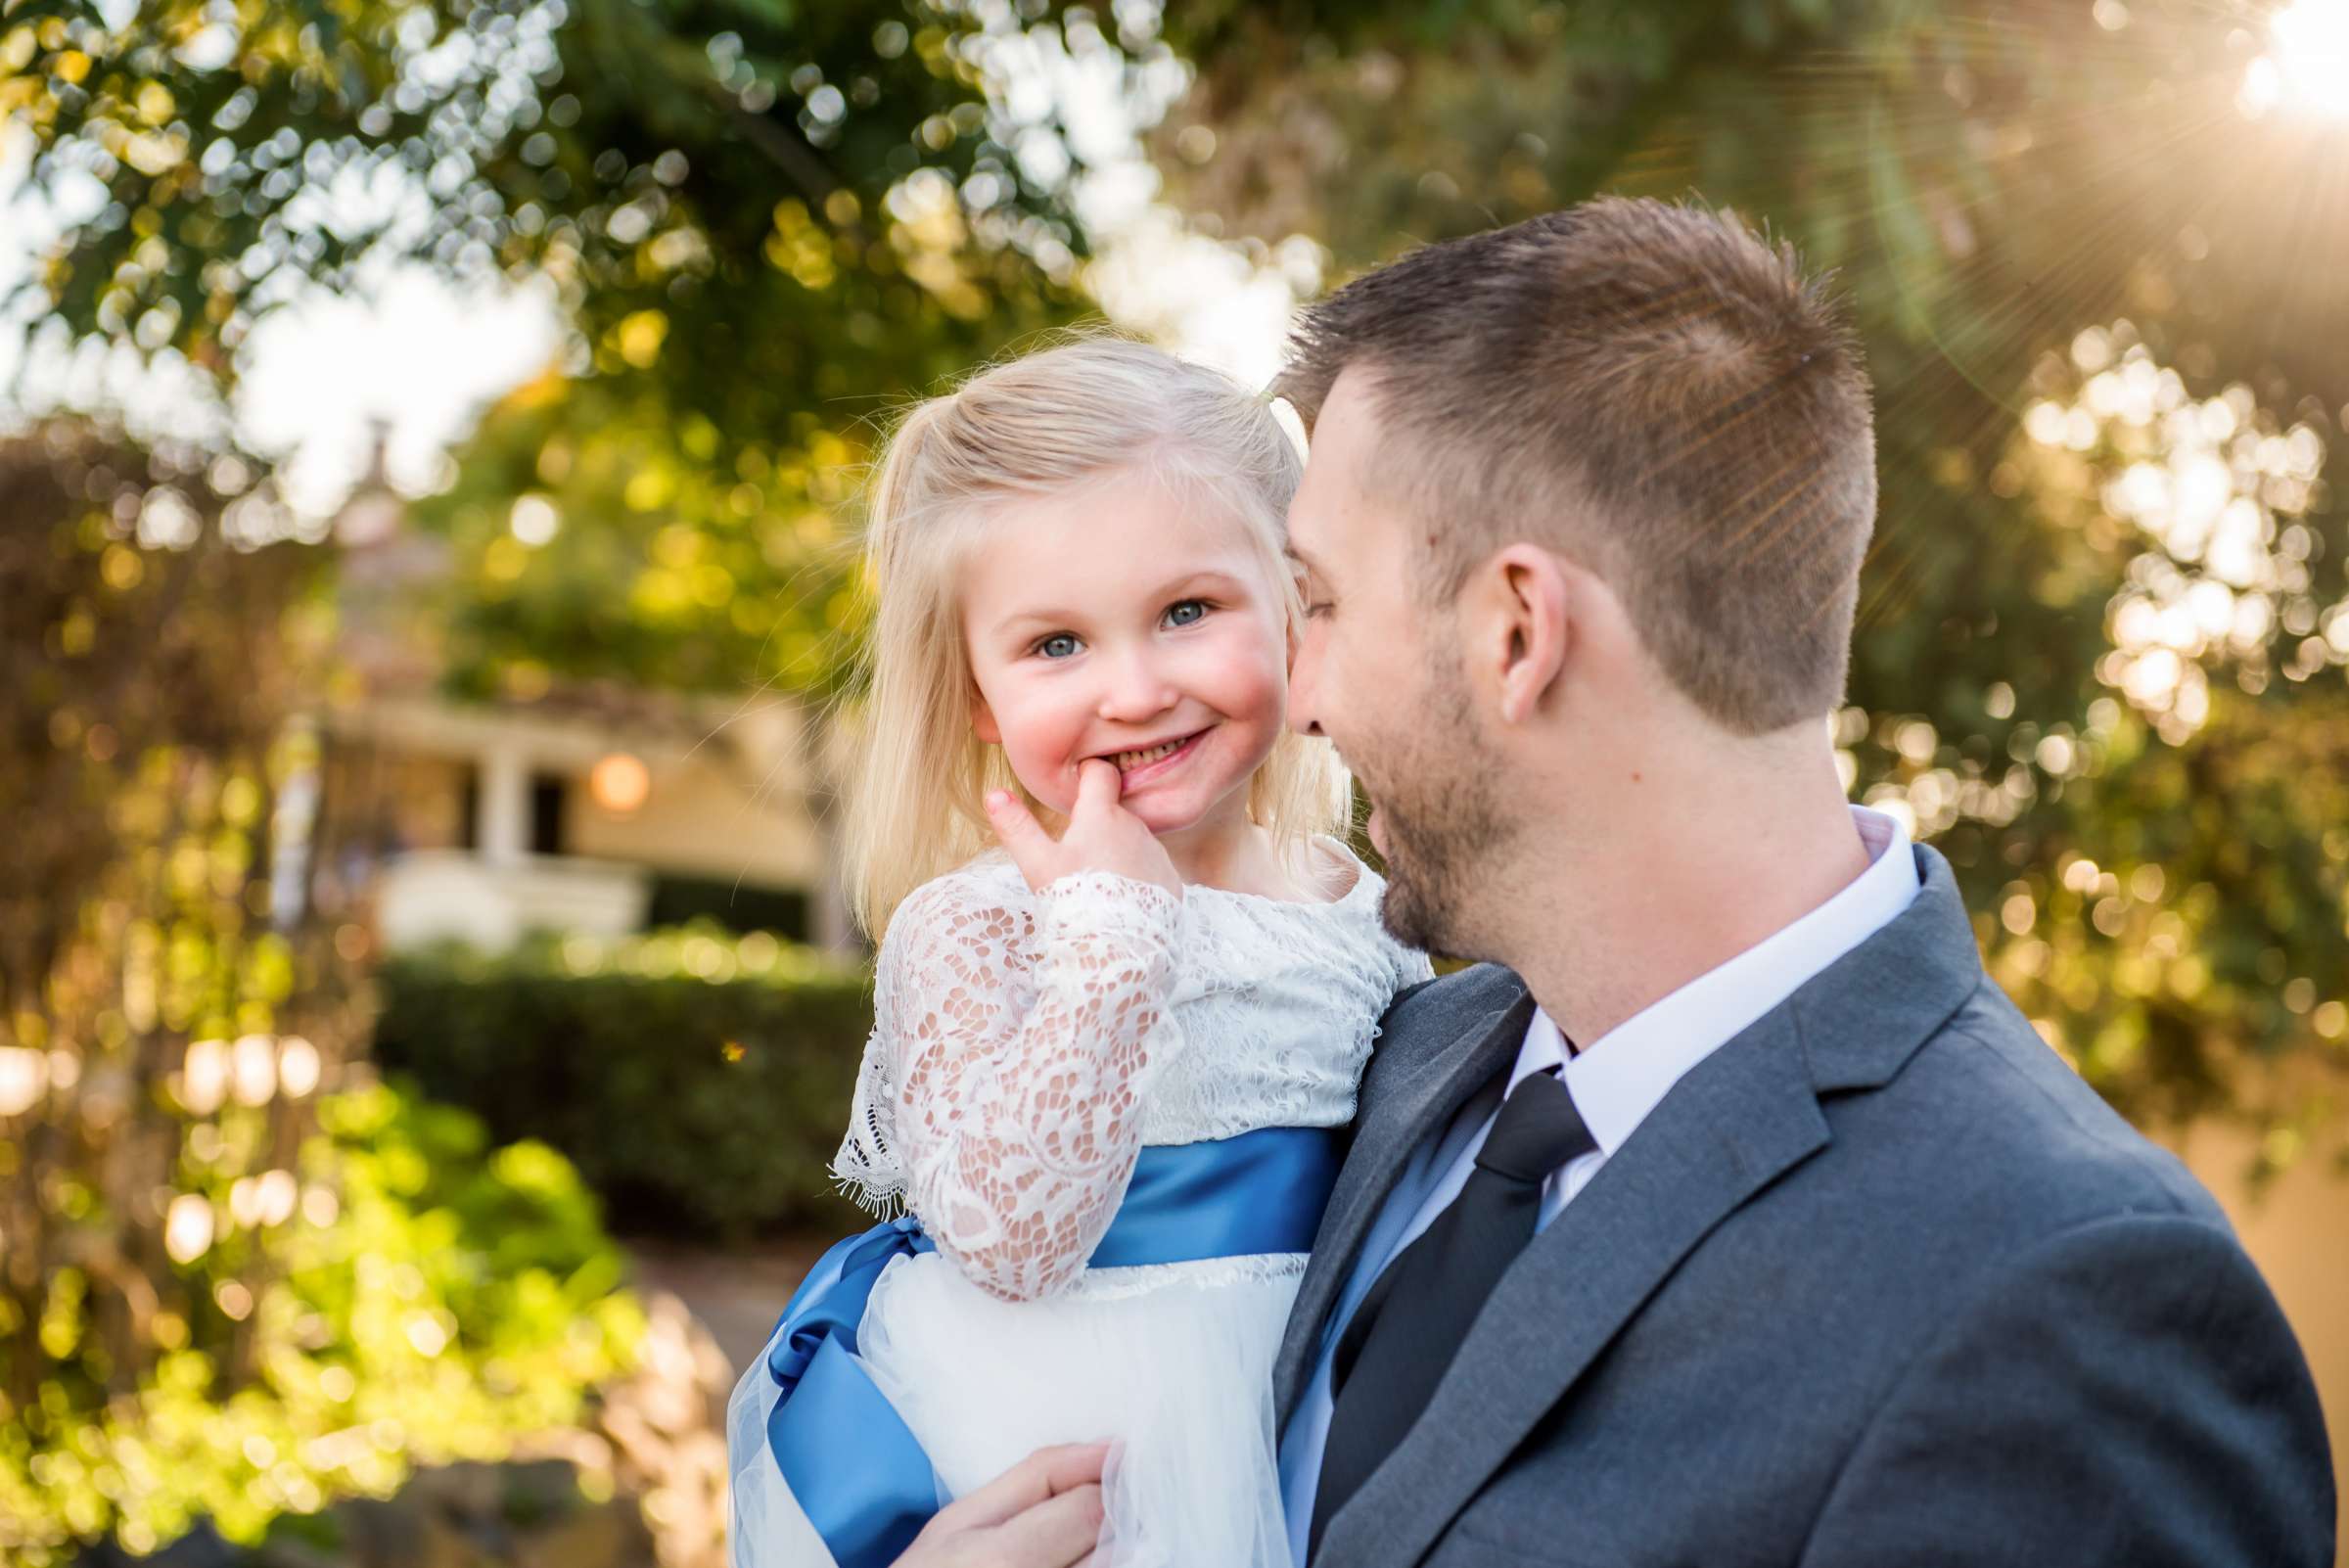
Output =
[{"x1": 1286, "y1": 540, "x2": 1330, "y2": 579}]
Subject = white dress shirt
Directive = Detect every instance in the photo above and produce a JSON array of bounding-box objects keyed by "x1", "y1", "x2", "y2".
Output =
[{"x1": 1279, "y1": 807, "x2": 1920, "y2": 1563}]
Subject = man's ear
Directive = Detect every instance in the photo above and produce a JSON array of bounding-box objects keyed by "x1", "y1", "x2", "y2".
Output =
[
  {"x1": 1475, "y1": 544, "x2": 1573, "y2": 726},
  {"x1": 971, "y1": 689, "x2": 1001, "y2": 745}
]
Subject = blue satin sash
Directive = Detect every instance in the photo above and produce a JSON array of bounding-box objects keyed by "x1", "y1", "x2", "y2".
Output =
[{"x1": 761, "y1": 1124, "x2": 1342, "y2": 1568}]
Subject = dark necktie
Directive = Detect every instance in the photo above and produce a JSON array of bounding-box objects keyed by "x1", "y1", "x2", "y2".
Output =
[{"x1": 1309, "y1": 1065, "x2": 1596, "y2": 1559}]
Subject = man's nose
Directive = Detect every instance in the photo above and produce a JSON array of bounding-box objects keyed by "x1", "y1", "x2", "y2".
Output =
[{"x1": 1288, "y1": 638, "x2": 1324, "y2": 738}]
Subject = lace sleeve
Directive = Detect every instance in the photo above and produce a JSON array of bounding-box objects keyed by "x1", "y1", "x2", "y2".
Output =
[{"x1": 834, "y1": 864, "x2": 1183, "y2": 1302}]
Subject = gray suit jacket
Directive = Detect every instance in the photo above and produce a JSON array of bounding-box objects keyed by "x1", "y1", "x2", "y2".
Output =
[{"x1": 1277, "y1": 846, "x2": 2335, "y2": 1566}]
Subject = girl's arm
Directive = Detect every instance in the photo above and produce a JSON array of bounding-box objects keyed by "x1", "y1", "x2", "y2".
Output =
[{"x1": 876, "y1": 865, "x2": 1182, "y2": 1302}]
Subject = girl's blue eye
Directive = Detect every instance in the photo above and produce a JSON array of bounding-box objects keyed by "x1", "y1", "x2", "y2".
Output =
[
  {"x1": 1165, "y1": 599, "x2": 1208, "y2": 627},
  {"x1": 1036, "y1": 633, "x2": 1080, "y2": 659}
]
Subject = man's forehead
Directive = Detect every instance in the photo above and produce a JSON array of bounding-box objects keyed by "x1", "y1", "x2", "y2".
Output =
[
  {"x1": 1290, "y1": 366, "x2": 1401, "y2": 573},
  {"x1": 1312, "y1": 361, "x2": 1395, "y2": 446},
  {"x1": 1284, "y1": 485, "x2": 1337, "y2": 577}
]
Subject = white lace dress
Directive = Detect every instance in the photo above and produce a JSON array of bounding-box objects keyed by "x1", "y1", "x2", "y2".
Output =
[{"x1": 727, "y1": 841, "x2": 1429, "y2": 1568}]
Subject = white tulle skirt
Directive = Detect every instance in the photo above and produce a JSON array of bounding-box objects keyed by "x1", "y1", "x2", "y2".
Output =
[{"x1": 727, "y1": 1249, "x2": 1307, "y2": 1568}]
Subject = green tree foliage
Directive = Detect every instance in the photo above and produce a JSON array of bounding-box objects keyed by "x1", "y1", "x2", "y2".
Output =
[
  {"x1": 1, "y1": 1078, "x2": 646, "y2": 1563},
  {"x1": 413, "y1": 368, "x2": 877, "y2": 701},
  {"x1": 3, "y1": 0, "x2": 1126, "y2": 693},
  {"x1": 0, "y1": 423, "x2": 343, "y2": 1444},
  {"x1": 0, "y1": 423, "x2": 646, "y2": 1562},
  {"x1": 1150, "y1": 0, "x2": 2349, "y2": 1148}
]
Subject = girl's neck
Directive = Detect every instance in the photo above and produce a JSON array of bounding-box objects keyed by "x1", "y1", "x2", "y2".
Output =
[{"x1": 1158, "y1": 801, "x2": 1313, "y2": 901}]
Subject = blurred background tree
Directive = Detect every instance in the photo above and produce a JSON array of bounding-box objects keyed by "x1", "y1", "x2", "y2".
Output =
[
  {"x1": 2, "y1": 0, "x2": 1137, "y2": 696},
  {"x1": 0, "y1": 424, "x2": 652, "y2": 1563},
  {"x1": 3, "y1": 0, "x2": 2341, "y2": 1134},
  {"x1": 8, "y1": 0, "x2": 2349, "y2": 1555}
]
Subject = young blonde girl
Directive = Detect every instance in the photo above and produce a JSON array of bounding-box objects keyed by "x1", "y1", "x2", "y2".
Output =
[{"x1": 728, "y1": 337, "x2": 1430, "y2": 1568}]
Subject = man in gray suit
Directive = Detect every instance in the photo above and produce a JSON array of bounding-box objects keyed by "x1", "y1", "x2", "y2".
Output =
[{"x1": 898, "y1": 199, "x2": 2334, "y2": 1566}]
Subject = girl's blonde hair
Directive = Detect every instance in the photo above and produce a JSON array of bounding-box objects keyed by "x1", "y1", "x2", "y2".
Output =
[{"x1": 842, "y1": 334, "x2": 1353, "y2": 939}]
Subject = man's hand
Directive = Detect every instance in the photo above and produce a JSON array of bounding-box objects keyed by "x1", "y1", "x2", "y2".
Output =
[
  {"x1": 986, "y1": 761, "x2": 1180, "y2": 898},
  {"x1": 892, "y1": 1443, "x2": 1111, "y2": 1568}
]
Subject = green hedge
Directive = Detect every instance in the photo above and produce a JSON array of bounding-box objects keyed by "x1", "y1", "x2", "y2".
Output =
[
  {"x1": 1, "y1": 1082, "x2": 646, "y2": 1562},
  {"x1": 372, "y1": 924, "x2": 874, "y2": 1241}
]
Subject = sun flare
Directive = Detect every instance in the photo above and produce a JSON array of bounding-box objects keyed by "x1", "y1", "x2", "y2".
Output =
[{"x1": 2263, "y1": 0, "x2": 2349, "y2": 119}]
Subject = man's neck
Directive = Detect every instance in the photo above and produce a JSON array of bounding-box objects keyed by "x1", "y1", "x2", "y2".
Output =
[{"x1": 1498, "y1": 748, "x2": 1871, "y2": 1050}]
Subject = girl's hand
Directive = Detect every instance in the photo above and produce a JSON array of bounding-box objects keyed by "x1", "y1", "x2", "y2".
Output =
[{"x1": 986, "y1": 761, "x2": 1181, "y2": 898}]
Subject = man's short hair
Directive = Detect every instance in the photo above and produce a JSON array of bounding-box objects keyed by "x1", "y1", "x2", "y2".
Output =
[{"x1": 1274, "y1": 197, "x2": 1877, "y2": 735}]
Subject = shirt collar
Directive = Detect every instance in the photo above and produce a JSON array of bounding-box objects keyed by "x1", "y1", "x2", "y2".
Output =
[{"x1": 1506, "y1": 806, "x2": 1920, "y2": 1157}]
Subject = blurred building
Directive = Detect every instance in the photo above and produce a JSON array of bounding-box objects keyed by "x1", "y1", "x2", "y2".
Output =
[{"x1": 315, "y1": 442, "x2": 847, "y2": 955}]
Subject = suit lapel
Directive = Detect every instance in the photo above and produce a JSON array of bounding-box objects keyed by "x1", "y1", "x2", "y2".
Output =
[
  {"x1": 1315, "y1": 847, "x2": 1985, "y2": 1568},
  {"x1": 1318, "y1": 1008, "x2": 1830, "y2": 1568},
  {"x1": 1274, "y1": 987, "x2": 1535, "y2": 1426}
]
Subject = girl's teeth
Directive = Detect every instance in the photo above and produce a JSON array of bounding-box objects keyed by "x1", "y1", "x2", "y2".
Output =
[{"x1": 1113, "y1": 737, "x2": 1186, "y2": 770}]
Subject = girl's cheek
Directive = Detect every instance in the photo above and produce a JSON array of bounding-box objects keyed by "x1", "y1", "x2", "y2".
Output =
[
  {"x1": 1203, "y1": 622, "x2": 1289, "y2": 702},
  {"x1": 1005, "y1": 750, "x2": 1078, "y2": 817},
  {"x1": 1235, "y1": 634, "x2": 1292, "y2": 718}
]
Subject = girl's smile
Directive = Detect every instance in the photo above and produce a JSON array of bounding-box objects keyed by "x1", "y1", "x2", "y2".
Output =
[
  {"x1": 959, "y1": 474, "x2": 1290, "y2": 853},
  {"x1": 1101, "y1": 726, "x2": 1213, "y2": 789}
]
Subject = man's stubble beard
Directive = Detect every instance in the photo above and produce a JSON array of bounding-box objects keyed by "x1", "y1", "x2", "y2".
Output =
[{"x1": 1364, "y1": 661, "x2": 1512, "y2": 963}]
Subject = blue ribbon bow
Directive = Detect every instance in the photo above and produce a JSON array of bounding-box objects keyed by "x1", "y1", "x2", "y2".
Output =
[{"x1": 761, "y1": 1125, "x2": 1343, "y2": 1567}]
